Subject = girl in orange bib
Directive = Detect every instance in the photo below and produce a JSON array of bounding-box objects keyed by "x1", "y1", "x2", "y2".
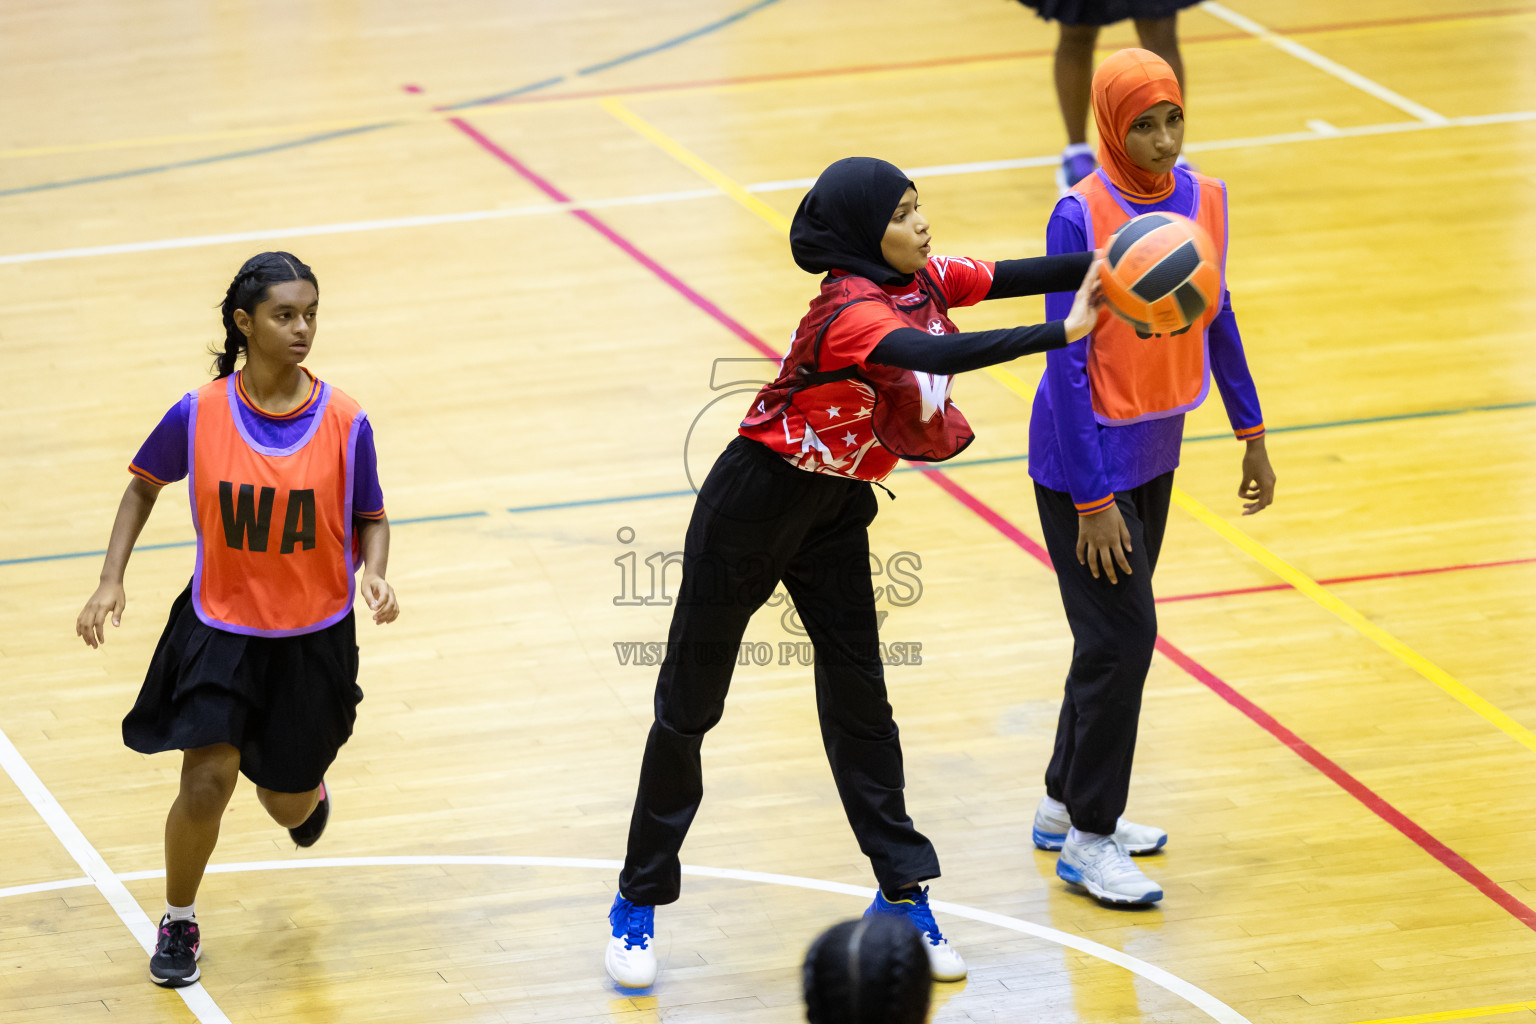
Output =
[
  {"x1": 75, "y1": 252, "x2": 399, "y2": 988},
  {"x1": 1026, "y1": 50, "x2": 1276, "y2": 905}
]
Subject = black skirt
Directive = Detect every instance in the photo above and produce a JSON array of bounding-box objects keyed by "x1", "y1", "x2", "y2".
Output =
[
  {"x1": 123, "y1": 583, "x2": 363, "y2": 793},
  {"x1": 1016, "y1": 0, "x2": 1200, "y2": 26}
]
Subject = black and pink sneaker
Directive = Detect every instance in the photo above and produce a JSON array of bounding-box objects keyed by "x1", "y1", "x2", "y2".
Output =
[
  {"x1": 149, "y1": 915, "x2": 201, "y2": 987},
  {"x1": 288, "y1": 780, "x2": 330, "y2": 848}
]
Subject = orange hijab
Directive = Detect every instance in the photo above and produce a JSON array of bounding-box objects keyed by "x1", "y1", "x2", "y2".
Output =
[{"x1": 1092, "y1": 48, "x2": 1183, "y2": 202}]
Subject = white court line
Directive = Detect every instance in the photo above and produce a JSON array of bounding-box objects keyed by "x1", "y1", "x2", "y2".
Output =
[
  {"x1": 1200, "y1": 1, "x2": 1450, "y2": 124},
  {"x1": 0, "y1": 725, "x2": 231, "y2": 1023},
  {"x1": 95, "y1": 855, "x2": 1252, "y2": 1024},
  {"x1": 3, "y1": 109, "x2": 1532, "y2": 269},
  {"x1": 0, "y1": 187, "x2": 720, "y2": 266},
  {"x1": 0, "y1": 875, "x2": 92, "y2": 900}
]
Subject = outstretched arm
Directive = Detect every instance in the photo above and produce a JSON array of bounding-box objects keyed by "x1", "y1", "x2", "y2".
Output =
[
  {"x1": 868, "y1": 260, "x2": 1102, "y2": 374},
  {"x1": 984, "y1": 251, "x2": 1094, "y2": 300},
  {"x1": 77, "y1": 476, "x2": 162, "y2": 647}
]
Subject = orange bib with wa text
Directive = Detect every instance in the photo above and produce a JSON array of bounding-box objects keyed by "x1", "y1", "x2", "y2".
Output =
[{"x1": 188, "y1": 376, "x2": 363, "y2": 636}]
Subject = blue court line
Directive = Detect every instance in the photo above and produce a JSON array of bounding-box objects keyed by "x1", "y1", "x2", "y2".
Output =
[
  {"x1": 391, "y1": 511, "x2": 489, "y2": 525},
  {"x1": 507, "y1": 489, "x2": 696, "y2": 514},
  {"x1": 5, "y1": 400, "x2": 1529, "y2": 567},
  {"x1": 0, "y1": 122, "x2": 399, "y2": 199},
  {"x1": 494, "y1": 398, "x2": 1536, "y2": 513},
  {"x1": 0, "y1": 510, "x2": 489, "y2": 567},
  {"x1": 437, "y1": 75, "x2": 568, "y2": 114},
  {"x1": 1261, "y1": 399, "x2": 1536, "y2": 435},
  {"x1": 0, "y1": 539, "x2": 197, "y2": 567},
  {"x1": 2, "y1": 0, "x2": 785, "y2": 199},
  {"x1": 576, "y1": 0, "x2": 786, "y2": 77}
]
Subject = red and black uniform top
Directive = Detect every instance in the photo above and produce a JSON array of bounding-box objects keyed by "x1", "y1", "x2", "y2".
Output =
[{"x1": 739, "y1": 255, "x2": 998, "y2": 483}]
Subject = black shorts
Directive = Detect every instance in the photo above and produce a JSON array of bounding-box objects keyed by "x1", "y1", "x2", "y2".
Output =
[
  {"x1": 123, "y1": 583, "x2": 363, "y2": 793},
  {"x1": 1016, "y1": 0, "x2": 1199, "y2": 26}
]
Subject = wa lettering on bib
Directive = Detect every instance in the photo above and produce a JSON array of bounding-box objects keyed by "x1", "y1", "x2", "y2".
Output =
[{"x1": 188, "y1": 377, "x2": 364, "y2": 636}]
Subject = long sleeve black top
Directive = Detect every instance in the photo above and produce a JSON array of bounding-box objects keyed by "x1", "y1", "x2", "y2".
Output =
[{"x1": 866, "y1": 252, "x2": 1092, "y2": 375}]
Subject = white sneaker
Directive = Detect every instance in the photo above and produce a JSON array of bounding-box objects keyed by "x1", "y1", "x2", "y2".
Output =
[
  {"x1": 604, "y1": 893, "x2": 657, "y2": 988},
  {"x1": 1031, "y1": 797, "x2": 1167, "y2": 855},
  {"x1": 1056, "y1": 833, "x2": 1163, "y2": 905}
]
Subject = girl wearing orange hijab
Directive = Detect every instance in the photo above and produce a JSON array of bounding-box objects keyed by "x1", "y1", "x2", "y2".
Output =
[{"x1": 1026, "y1": 49, "x2": 1276, "y2": 905}]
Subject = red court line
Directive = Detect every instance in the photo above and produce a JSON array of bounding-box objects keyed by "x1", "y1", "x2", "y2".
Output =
[
  {"x1": 442, "y1": 113, "x2": 1536, "y2": 935},
  {"x1": 1159, "y1": 556, "x2": 1536, "y2": 604},
  {"x1": 1157, "y1": 640, "x2": 1536, "y2": 931},
  {"x1": 446, "y1": 117, "x2": 771, "y2": 360},
  {"x1": 490, "y1": 6, "x2": 1535, "y2": 108}
]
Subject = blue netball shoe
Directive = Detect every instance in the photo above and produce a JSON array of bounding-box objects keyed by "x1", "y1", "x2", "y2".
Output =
[
  {"x1": 605, "y1": 893, "x2": 657, "y2": 988},
  {"x1": 864, "y1": 886, "x2": 967, "y2": 981}
]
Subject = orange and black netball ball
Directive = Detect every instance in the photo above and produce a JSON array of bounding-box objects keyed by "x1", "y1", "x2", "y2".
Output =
[{"x1": 1100, "y1": 212, "x2": 1219, "y2": 337}]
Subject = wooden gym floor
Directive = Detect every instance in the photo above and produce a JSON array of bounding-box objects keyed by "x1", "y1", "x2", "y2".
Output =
[{"x1": 1, "y1": 1, "x2": 1533, "y2": 1021}]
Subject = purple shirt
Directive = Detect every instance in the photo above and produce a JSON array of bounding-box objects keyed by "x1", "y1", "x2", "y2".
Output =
[
  {"x1": 130, "y1": 373, "x2": 385, "y2": 519},
  {"x1": 1029, "y1": 168, "x2": 1265, "y2": 508}
]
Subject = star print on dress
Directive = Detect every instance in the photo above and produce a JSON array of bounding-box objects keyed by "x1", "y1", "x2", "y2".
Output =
[
  {"x1": 826, "y1": 407, "x2": 841, "y2": 418},
  {"x1": 842, "y1": 431, "x2": 859, "y2": 446}
]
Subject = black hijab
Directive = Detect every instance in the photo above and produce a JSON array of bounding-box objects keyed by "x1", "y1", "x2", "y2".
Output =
[{"x1": 789, "y1": 157, "x2": 916, "y2": 286}]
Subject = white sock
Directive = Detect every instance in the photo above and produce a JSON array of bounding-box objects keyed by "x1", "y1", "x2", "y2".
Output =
[
  {"x1": 1068, "y1": 827, "x2": 1108, "y2": 845},
  {"x1": 165, "y1": 902, "x2": 196, "y2": 923},
  {"x1": 1041, "y1": 795, "x2": 1067, "y2": 815},
  {"x1": 1062, "y1": 142, "x2": 1094, "y2": 159}
]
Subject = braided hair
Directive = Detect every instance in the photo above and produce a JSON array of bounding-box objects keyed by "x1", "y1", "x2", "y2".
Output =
[
  {"x1": 211, "y1": 251, "x2": 318, "y2": 378},
  {"x1": 802, "y1": 915, "x2": 931, "y2": 1024}
]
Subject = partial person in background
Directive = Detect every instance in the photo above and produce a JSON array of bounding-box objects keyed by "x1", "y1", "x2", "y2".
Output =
[
  {"x1": 1014, "y1": 0, "x2": 1196, "y2": 191},
  {"x1": 803, "y1": 915, "x2": 932, "y2": 1024}
]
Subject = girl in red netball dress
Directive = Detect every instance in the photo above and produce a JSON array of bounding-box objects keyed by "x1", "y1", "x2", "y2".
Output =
[
  {"x1": 605, "y1": 157, "x2": 1102, "y2": 990},
  {"x1": 75, "y1": 251, "x2": 398, "y2": 988},
  {"x1": 1028, "y1": 50, "x2": 1276, "y2": 905}
]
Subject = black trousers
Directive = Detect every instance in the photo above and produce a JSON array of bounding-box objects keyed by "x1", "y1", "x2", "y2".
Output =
[
  {"x1": 619, "y1": 437, "x2": 940, "y2": 905},
  {"x1": 1035, "y1": 471, "x2": 1173, "y2": 836}
]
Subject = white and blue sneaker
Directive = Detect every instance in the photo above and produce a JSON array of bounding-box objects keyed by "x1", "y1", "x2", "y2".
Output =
[
  {"x1": 1032, "y1": 797, "x2": 1167, "y2": 855},
  {"x1": 864, "y1": 886, "x2": 967, "y2": 981},
  {"x1": 604, "y1": 893, "x2": 656, "y2": 988},
  {"x1": 1057, "y1": 833, "x2": 1163, "y2": 905}
]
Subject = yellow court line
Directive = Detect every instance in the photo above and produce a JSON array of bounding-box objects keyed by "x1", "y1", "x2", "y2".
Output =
[
  {"x1": 597, "y1": 94, "x2": 1536, "y2": 757},
  {"x1": 598, "y1": 98, "x2": 791, "y2": 232},
  {"x1": 1343, "y1": 1000, "x2": 1536, "y2": 1024},
  {"x1": 1172, "y1": 488, "x2": 1536, "y2": 754}
]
